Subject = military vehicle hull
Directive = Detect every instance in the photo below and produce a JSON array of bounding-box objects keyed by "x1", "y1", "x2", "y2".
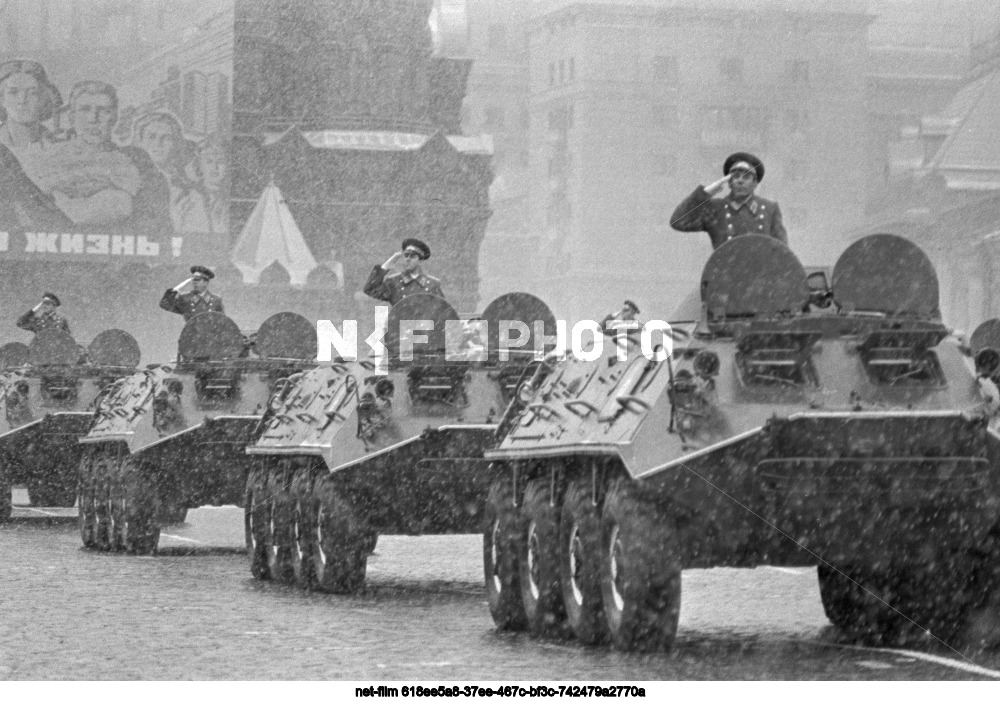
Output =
[
  {"x1": 244, "y1": 293, "x2": 554, "y2": 591},
  {"x1": 76, "y1": 312, "x2": 316, "y2": 554},
  {"x1": 0, "y1": 330, "x2": 141, "y2": 520},
  {"x1": 482, "y1": 235, "x2": 1000, "y2": 651}
]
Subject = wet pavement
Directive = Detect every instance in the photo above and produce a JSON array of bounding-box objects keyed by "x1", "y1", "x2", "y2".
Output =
[{"x1": 2, "y1": 492, "x2": 1000, "y2": 680}]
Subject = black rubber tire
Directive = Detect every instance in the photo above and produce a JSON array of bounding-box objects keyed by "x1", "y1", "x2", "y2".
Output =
[
  {"x1": 27, "y1": 470, "x2": 77, "y2": 508},
  {"x1": 50, "y1": 481, "x2": 78, "y2": 508},
  {"x1": 92, "y1": 451, "x2": 112, "y2": 551},
  {"x1": 78, "y1": 451, "x2": 97, "y2": 548},
  {"x1": 265, "y1": 469, "x2": 295, "y2": 583},
  {"x1": 483, "y1": 476, "x2": 528, "y2": 631},
  {"x1": 560, "y1": 478, "x2": 608, "y2": 644},
  {"x1": 244, "y1": 465, "x2": 270, "y2": 580},
  {"x1": 120, "y1": 459, "x2": 159, "y2": 556},
  {"x1": 106, "y1": 456, "x2": 125, "y2": 552},
  {"x1": 312, "y1": 476, "x2": 368, "y2": 594},
  {"x1": 290, "y1": 468, "x2": 317, "y2": 589},
  {"x1": 599, "y1": 479, "x2": 681, "y2": 652},
  {"x1": 817, "y1": 564, "x2": 858, "y2": 629},
  {"x1": 518, "y1": 477, "x2": 568, "y2": 637},
  {"x1": 954, "y1": 529, "x2": 1000, "y2": 649},
  {"x1": 816, "y1": 564, "x2": 905, "y2": 645},
  {"x1": 0, "y1": 465, "x2": 11, "y2": 523}
]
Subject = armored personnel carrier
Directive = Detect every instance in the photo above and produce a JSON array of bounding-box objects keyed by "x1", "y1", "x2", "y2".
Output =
[
  {"x1": 482, "y1": 233, "x2": 1000, "y2": 651},
  {"x1": 243, "y1": 292, "x2": 555, "y2": 591},
  {"x1": 77, "y1": 311, "x2": 316, "y2": 553},
  {"x1": 0, "y1": 329, "x2": 141, "y2": 521}
]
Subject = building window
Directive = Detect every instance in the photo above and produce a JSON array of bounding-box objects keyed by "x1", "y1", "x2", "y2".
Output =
[
  {"x1": 785, "y1": 60, "x2": 809, "y2": 85},
  {"x1": 569, "y1": 57, "x2": 575, "y2": 81},
  {"x1": 720, "y1": 57, "x2": 744, "y2": 83},
  {"x1": 653, "y1": 55, "x2": 679, "y2": 84}
]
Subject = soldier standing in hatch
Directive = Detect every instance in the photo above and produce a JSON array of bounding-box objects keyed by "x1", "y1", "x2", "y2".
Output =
[
  {"x1": 159, "y1": 265, "x2": 224, "y2": 322},
  {"x1": 601, "y1": 299, "x2": 640, "y2": 337},
  {"x1": 363, "y1": 238, "x2": 444, "y2": 305},
  {"x1": 670, "y1": 152, "x2": 787, "y2": 249},
  {"x1": 17, "y1": 292, "x2": 70, "y2": 335}
]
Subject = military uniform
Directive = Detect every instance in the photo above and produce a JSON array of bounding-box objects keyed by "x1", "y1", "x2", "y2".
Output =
[
  {"x1": 670, "y1": 185, "x2": 787, "y2": 250},
  {"x1": 363, "y1": 265, "x2": 444, "y2": 306},
  {"x1": 16, "y1": 309, "x2": 70, "y2": 335},
  {"x1": 159, "y1": 289, "x2": 225, "y2": 322}
]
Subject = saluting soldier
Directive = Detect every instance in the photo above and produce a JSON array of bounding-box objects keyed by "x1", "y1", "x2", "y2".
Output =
[
  {"x1": 159, "y1": 265, "x2": 225, "y2": 322},
  {"x1": 17, "y1": 292, "x2": 71, "y2": 335},
  {"x1": 670, "y1": 152, "x2": 787, "y2": 249},
  {"x1": 363, "y1": 238, "x2": 444, "y2": 305},
  {"x1": 601, "y1": 299, "x2": 640, "y2": 337}
]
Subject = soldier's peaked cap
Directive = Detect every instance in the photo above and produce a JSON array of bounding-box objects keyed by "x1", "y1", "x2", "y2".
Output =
[
  {"x1": 190, "y1": 265, "x2": 215, "y2": 280},
  {"x1": 42, "y1": 292, "x2": 61, "y2": 307},
  {"x1": 724, "y1": 152, "x2": 765, "y2": 182},
  {"x1": 401, "y1": 238, "x2": 431, "y2": 260},
  {"x1": 624, "y1": 299, "x2": 640, "y2": 314}
]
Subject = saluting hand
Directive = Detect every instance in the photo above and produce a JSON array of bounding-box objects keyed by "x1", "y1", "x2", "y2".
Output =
[
  {"x1": 705, "y1": 174, "x2": 732, "y2": 196},
  {"x1": 173, "y1": 277, "x2": 195, "y2": 292},
  {"x1": 382, "y1": 251, "x2": 405, "y2": 270}
]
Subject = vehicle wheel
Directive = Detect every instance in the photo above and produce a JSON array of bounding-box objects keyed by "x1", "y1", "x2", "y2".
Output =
[
  {"x1": 518, "y1": 477, "x2": 568, "y2": 637},
  {"x1": 49, "y1": 482, "x2": 79, "y2": 508},
  {"x1": 26, "y1": 475, "x2": 52, "y2": 507},
  {"x1": 120, "y1": 459, "x2": 159, "y2": 555},
  {"x1": 289, "y1": 468, "x2": 317, "y2": 589},
  {"x1": 312, "y1": 476, "x2": 367, "y2": 594},
  {"x1": 244, "y1": 465, "x2": 270, "y2": 580},
  {"x1": 954, "y1": 529, "x2": 1000, "y2": 649},
  {"x1": 817, "y1": 563, "x2": 857, "y2": 629},
  {"x1": 0, "y1": 466, "x2": 11, "y2": 523},
  {"x1": 92, "y1": 452, "x2": 112, "y2": 551},
  {"x1": 483, "y1": 475, "x2": 528, "y2": 631},
  {"x1": 78, "y1": 452, "x2": 97, "y2": 547},
  {"x1": 266, "y1": 469, "x2": 295, "y2": 583},
  {"x1": 816, "y1": 564, "x2": 901, "y2": 645},
  {"x1": 599, "y1": 479, "x2": 681, "y2": 652},
  {"x1": 27, "y1": 468, "x2": 77, "y2": 508},
  {"x1": 106, "y1": 458, "x2": 125, "y2": 552},
  {"x1": 560, "y1": 478, "x2": 608, "y2": 644}
]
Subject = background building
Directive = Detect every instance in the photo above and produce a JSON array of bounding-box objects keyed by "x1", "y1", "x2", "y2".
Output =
[
  {"x1": 519, "y1": 0, "x2": 871, "y2": 323},
  {"x1": 233, "y1": 0, "x2": 493, "y2": 315}
]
